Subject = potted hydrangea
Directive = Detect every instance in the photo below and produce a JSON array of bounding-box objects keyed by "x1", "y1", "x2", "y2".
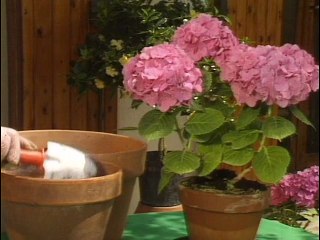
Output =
[
  {"x1": 265, "y1": 165, "x2": 319, "y2": 235},
  {"x1": 122, "y1": 12, "x2": 319, "y2": 240}
]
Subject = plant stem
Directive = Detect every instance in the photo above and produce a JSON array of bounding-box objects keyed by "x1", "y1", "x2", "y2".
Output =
[
  {"x1": 229, "y1": 166, "x2": 253, "y2": 184},
  {"x1": 174, "y1": 118, "x2": 185, "y2": 146}
]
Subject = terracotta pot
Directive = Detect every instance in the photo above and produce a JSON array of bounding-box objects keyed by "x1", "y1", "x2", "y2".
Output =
[
  {"x1": 1, "y1": 162, "x2": 122, "y2": 240},
  {"x1": 18, "y1": 130, "x2": 147, "y2": 240},
  {"x1": 179, "y1": 182, "x2": 270, "y2": 240}
]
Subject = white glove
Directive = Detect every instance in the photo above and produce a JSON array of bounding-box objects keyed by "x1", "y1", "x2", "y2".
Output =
[
  {"x1": 43, "y1": 142, "x2": 98, "y2": 179},
  {"x1": 1, "y1": 126, "x2": 38, "y2": 164}
]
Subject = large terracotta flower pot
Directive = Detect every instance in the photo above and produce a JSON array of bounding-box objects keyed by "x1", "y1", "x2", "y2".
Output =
[
  {"x1": 1, "y1": 162, "x2": 122, "y2": 240},
  {"x1": 179, "y1": 181, "x2": 270, "y2": 240},
  {"x1": 18, "y1": 130, "x2": 147, "y2": 240}
]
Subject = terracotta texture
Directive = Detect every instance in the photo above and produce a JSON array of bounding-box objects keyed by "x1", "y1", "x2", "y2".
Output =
[
  {"x1": 1, "y1": 163, "x2": 122, "y2": 240},
  {"x1": 18, "y1": 130, "x2": 147, "y2": 240},
  {"x1": 179, "y1": 184, "x2": 270, "y2": 240}
]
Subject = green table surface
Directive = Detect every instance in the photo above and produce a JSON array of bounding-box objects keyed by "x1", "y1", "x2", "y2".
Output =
[{"x1": 1, "y1": 211, "x2": 318, "y2": 240}]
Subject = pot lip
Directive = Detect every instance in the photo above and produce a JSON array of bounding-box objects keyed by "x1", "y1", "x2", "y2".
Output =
[
  {"x1": 179, "y1": 177, "x2": 270, "y2": 197},
  {"x1": 1, "y1": 162, "x2": 121, "y2": 184},
  {"x1": 1, "y1": 162, "x2": 123, "y2": 204},
  {"x1": 19, "y1": 129, "x2": 148, "y2": 154}
]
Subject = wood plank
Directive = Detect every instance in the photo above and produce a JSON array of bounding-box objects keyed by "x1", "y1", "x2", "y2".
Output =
[
  {"x1": 227, "y1": 0, "x2": 238, "y2": 33},
  {"x1": 266, "y1": 0, "x2": 284, "y2": 45},
  {"x1": 21, "y1": 0, "x2": 35, "y2": 130},
  {"x1": 69, "y1": 0, "x2": 89, "y2": 130},
  {"x1": 87, "y1": 91, "x2": 100, "y2": 131},
  {"x1": 233, "y1": 0, "x2": 248, "y2": 40},
  {"x1": 6, "y1": 0, "x2": 24, "y2": 130},
  {"x1": 246, "y1": 0, "x2": 257, "y2": 45},
  {"x1": 255, "y1": 0, "x2": 268, "y2": 45},
  {"x1": 33, "y1": 0, "x2": 53, "y2": 129},
  {"x1": 293, "y1": 0, "x2": 319, "y2": 170},
  {"x1": 103, "y1": 88, "x2": 118, "y2": 133},
  {"x1": 52, "y1": 0, "x2": 71, "y2": 129}
]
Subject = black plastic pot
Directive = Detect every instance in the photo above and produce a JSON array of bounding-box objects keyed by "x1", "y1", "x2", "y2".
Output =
[{"x1": 139, "y1": 151, "x2": 181, "y2": 207}]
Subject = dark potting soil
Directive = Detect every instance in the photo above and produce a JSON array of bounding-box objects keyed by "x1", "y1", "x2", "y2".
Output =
[{"x1": 182, "y1": 169, "x2": 267, "y2": 195}]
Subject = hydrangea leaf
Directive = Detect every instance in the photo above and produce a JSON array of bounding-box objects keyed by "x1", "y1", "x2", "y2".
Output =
[
  {"x1": 252, "y1": 146, "x2": 290, "y2": 184},
  {"x1": 262, "y1": 116, "x2": 296, "y2": 140},
  {"x1": 199, "y1": 144, "x2": 223, "y2": 176},
  {"x1": 235, "y1": 107, "x2": 260, "y2": 130},
  {"x1": 163, "y1": 151, "x2": 200, "y2": 175},
  {"x1": 222, "y1": 147, "x2": 254, "y2": 166},
  {"x1": 222, "y1": 130, "x2": 259, "y2": 149},
  {"x1": 290, "y1": 106, "x2": 316, "y2": 129},
  {"x1": 158, "y1": 168, "x2": 176, "y2": 194},
  {"x1": 222, "y1": 130, "x2": 260, "y2": 149},
  {"x1": 186, "y1": 108, "x2": 225, "y2": 135},
  {"x1": 138, "y1": 109, "x2": 176, "y2": 141}
]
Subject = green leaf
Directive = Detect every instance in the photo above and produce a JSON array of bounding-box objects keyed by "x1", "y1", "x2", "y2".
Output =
[
  {"x1": 199, "y1": 144, "x2": 223, "y2": 176},
  {"x1": 163, "y1": 151, "x2": 200, "y2": 175},
  {"x1": 222, "y1": 130, "x2": 260, "y2": 149},
  {"x1": 290, "y1": 106, "x2": 315, "y2": 129},
  {"x1": 186, "y1": 108, "x2": 225, "y2": 135},
  {"x1": 262, "y1": 116, "x2": 296, "y2": 140},
  {"x1": 236, "y1": 107, "x2": 260, "y2": 130},
  {"x1": 222, "y1": 147, "x2": 254, "y2": 166},
  {"x1": 158, "y1": 169, "x2": 176, "y2": 194},
  {"x1": 252, "y1": 146, "x2": 291, "y2": 183},
  {"x1": 138, "y1": 109, "x2": 176, "y2": 141}
]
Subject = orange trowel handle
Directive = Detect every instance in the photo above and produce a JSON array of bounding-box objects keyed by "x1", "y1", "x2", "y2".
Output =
[{"x1": 20, "y1": 149, "x2": 46, "y2": 167}]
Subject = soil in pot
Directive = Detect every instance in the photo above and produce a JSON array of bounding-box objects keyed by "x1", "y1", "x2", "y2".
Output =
[
  {"x1": 179, "y1": 169, "x2": 270, "y2": 240},
  {"x1": 1, "y1": 161, "x2": 122, "y2": 240}
]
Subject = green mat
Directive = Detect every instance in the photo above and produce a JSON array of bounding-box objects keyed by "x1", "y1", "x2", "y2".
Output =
[
  {"x1": 1, "y1": 212, "x2": 318, "y2": 240},
  {"x1": 122, "y1": 212, "x2": 318, "y2": 240}
]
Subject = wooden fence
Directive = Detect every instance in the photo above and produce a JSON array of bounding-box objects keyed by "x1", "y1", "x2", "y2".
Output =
[
  {"x1": 7, "y1": 0, "x2": 117, "y2": 132},
  {"x1": 7, "y1": 0, "x2": 286, "y2": 132}
]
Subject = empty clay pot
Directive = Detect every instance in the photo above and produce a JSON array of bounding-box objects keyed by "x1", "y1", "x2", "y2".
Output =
[
  {"x1": 18, "y1": 130, "x2": 147, "y2": 240},
  {"x1": 1, "y1": 162, "x2": 122, "y2": 240}
]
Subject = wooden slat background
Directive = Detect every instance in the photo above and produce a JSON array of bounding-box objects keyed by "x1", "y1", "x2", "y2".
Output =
[
  {"x1": 8, "y1": 0, "x2": 117, "y2": 133},
  {"x1": 228, "y1": 0, "x2": 284, "y2": 46},
  {"x1": 7, "y1": 0, "x2": 286, "y2": 134},
  {"x1": 291, "y1": 0, "x2": 319, "y2": 170}
]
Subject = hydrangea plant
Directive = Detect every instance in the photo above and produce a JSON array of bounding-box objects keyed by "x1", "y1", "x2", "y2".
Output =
[
  {"x1": 264, "y1": 166, "x2": 319, "y2": 229},
  {"x1": 122, "y1": 13, "x2": 319, "y2": 190}
]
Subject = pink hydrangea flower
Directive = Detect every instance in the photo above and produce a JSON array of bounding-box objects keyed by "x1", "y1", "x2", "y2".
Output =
[
  {"x1": 122, "y1": 43, "x2": 203, "y2": 112},
  {"x1": 271, "y1": 166, "x2": 319, "y2": 208},
  {"x1": 172, "y1": 13, "x2": 239, "y2": 64},
  {"x1": 220, "y1": 44, "x2": 319, "y2": 107}
]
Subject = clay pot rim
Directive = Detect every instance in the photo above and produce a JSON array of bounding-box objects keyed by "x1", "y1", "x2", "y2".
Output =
[
  {"x1": 1, "y1": 162, "x2": 123, "y2": 204},
  {"x1": 179, "y1": 182, "x2": 270, "y2": 198},
  {"x1": 19, "y1": 129, "x2": 147, "y2": 154},
  {"x1": 179, "y1": 183, "x2": 270, "y2": 213},
  {"x1": 1, "y1": 162, "x2": 121, "y2": 184}
]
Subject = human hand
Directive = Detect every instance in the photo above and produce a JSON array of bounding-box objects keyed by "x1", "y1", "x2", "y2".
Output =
[{"x1": 1, "y1": 126, "x2": 38, "y2": 164}]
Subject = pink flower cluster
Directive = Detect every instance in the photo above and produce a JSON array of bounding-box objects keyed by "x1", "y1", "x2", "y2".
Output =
[
  {"x1": 122, "y1": 43, "x2": 203, "y2": 112},
  {"x1": 271, "y1": 165, "x2": 319, "y2": 208},
  {"x1": 123, "y1": 13, "x2": 319, "y2": 112},
  {"x1": 220, "y1": 43, "x2": 319, "y2": 107},
  {"x1": 172, "y1": 13, "x2": 239, "y2": 64}
]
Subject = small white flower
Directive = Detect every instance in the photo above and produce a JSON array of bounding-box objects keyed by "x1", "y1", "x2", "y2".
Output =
[
  {"x1": 105, "y1": 66, "x2": 119, "y2": 77},
  {"x1": 110, "y1": 39, "x2": 124, "y2": 50},
  {"x1": 94, "y1": 79, "x2": 105, "y2": 89}
]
